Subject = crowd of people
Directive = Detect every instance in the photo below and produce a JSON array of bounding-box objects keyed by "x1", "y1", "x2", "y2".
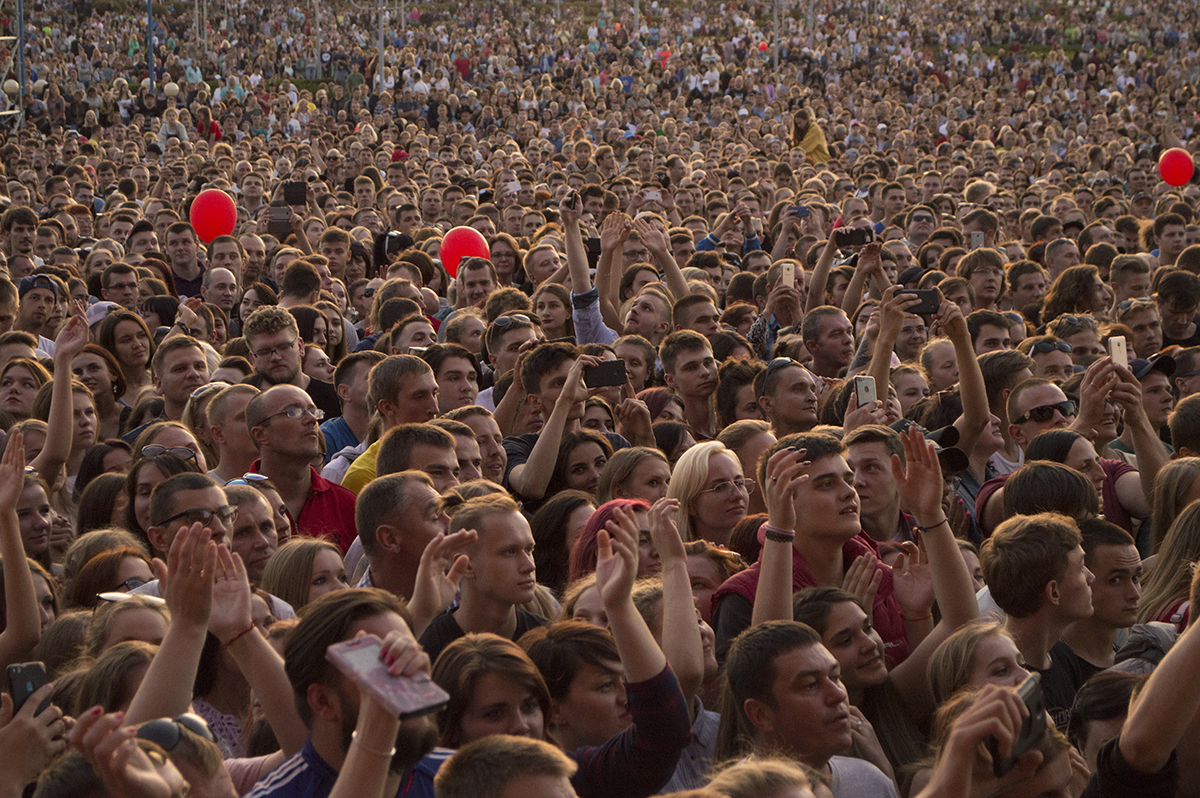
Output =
[{"x1": 2, "y1": 0, "x2": 1200, "y2": 796}]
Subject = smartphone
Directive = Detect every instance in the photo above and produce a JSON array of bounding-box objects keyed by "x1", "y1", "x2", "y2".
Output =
[
  {"x1": 7, "y1": 662, "x2": 51, "y2": 716},
  {"x1": 838, "y1": 227, "x2": 874, "y2": 247},
  {"x1": 752, "y1": 217, "x2": 763, "y2": 233},
  {"x1": 267, "y1": 204, "x2": 291, "y2": 236},
  {"x1": 789, "y1": 205, "x2": 810, "y2": 218},
  {"x1": 283, "y1": 181, "x2": 307, "y2": 205},
  {"x1": 854, "y1": 375, "x2": 877, "y2": 408},
  {"x1": 1109, "y1": 335, "x2": 1128, "y2": 369},
  {"x1": 326, "y1": 637, "x2": 450, "y2": 720},
  {"x1": 585, "y1": 359, "x2": 627, "y2": 389},
  {"x1": 969, "y1": 231, "x2": 986, "y2": 250},
  {"x1": 644, "y1": 190, "x2": 662, "y2": 203},
  {"x1": 986, "y1": 673, "x2": 1047, "y2": 777},
  {"x1": 505, "y1": 180, "x2": 521, "y2": 195},
  {"x1": 781, "y1": 261, "x2": 796, "y2": 289},
  {"x1": 897, "y1": 289, "x2": 940, "y2": 315}
]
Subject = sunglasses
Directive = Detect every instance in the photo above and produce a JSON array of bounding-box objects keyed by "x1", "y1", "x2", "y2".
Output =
[
  {"x1": 141, "y1": 445, "x2": 197, "y2": 460},
  {"x1": 136, "y1": 714, "x2": 217, "y2": 751},
  {"x1": 1030, "y1": 340, "x2": 1073, "y2": 354},
  {"x1": 1012, "y1": 400, "x2": 1078, "y2": 425},
  {"x1": 758, "y1": 357, "x2": 803, "y2": 399},
  {"x1": 492, "y1": 313, "x2": 534, "y2": 330},
  {"x1": 225, "y1": 473, "x2": 270, "y2": 487}
]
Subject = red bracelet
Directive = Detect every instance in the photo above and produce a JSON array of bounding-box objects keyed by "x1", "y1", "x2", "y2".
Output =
[{"x1": 223, "y1": 624, "x2": 256, "y2": 647}]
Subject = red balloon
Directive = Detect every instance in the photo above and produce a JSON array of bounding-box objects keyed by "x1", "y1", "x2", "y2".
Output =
[
  {"x1": 440, "y1": 226, "x2": 491, "y2": 277},
  {"x1": 759, "y1": 42, "x2": 768, "y2": 51},
  {"x1": 1159, "y1": 147, "x2": 1195, "y2": 187},
  {"x1": 189, "y1": 189, "x2": 237, "y2": 243}
]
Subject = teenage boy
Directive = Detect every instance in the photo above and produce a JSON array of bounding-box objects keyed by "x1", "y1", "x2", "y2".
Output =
[{"x1": 660, "y1": 330, "x2": 719, "y2": 440}]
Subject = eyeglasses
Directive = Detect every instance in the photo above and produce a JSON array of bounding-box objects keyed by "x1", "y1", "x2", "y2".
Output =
[
  {"x1": 155, "y1": 505, "x2": 238, "y2": 529},
  {"x1": 136, "y1": 714, "x2": 217, "y2": 751},
  {"x1": 251, "y1": 338, "x2": 298, "y2": 360},
  {"x1": 911, "y1": 214, "x2": 935, "y2": 224},
  {"x1": 141, "y1": 445, "x2": 197, "y2": 460},
  {"x1": 624, "y1": 248, "x2": 651, "y2": 260},
  {"x1": 1012, "y1": 400, "x2": 1078, "y2": 425},
  {"x1": 225, "y1": 473, "x2": 270, "y2": 487},
  {"x1": 758, "y1": 356, "x2": 802, "y2": 399},
  {"x1": 699, "y1": 478, "x2": 756, "y2": 498},
  {"x1": 117, "y1": 576, "x2": 149, "y2": 592},
  {"x1": 1029, "y1": 340, "x2": 1073, "y2": 354},
  {"x1": 263, "y1": 406, "x2": 324, "y2": 423}
]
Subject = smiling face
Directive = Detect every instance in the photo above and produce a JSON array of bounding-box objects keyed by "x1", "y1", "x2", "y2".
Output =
[{"x1": 818, "y1": 601, "x2": 888, "y2": 691}]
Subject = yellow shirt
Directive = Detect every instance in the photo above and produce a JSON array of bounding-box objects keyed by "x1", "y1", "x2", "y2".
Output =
[{"x1": 341, "y1": 440, "x2": 380, "y2": 496}]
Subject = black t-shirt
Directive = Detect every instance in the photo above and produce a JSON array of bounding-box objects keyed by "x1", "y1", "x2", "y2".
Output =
[
  {"x1": 1029, "y1": 639, "x2": 1089, "y2": 731},
  {"x1": 418, "y1": 607, "x2": 549, "y2": 665},
  {"x1": 1082, "y1": 737, "x2": 1177, "y2": 798}
]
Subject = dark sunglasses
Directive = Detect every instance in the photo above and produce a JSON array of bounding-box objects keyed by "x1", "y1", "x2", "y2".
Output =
[
  {"x1": 1013, "y1": 400, "x2": 1078, "y2": 425},
  {"x1": 1030, "y1": 340, "x2": 1073, "y2": 355},
  {"x1": 492, "y1": 313, "x2": 534, "y2": 330},
  {"x1": 136, "y1": 714, "x2": 217, "y2": 751}
]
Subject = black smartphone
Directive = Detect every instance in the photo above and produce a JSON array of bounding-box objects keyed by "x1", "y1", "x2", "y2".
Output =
[
  {"x1": 838, "y1": 227, "x2": 874, "y2": 246},
  {"x1": 8, "y1": 662, "x2": 50, "y2": 716},
  {"x1": 897, "y1": 289, "x2": 940, "y2": 314},
  {"x1": 585, "y1": 237, "x2": 602, "y2": 271},
  {"x1": 585, "y1": 359, "x2": 627, "y2": 389},
  {"x1": 789, "y1": 205, "x2": 810, "y2": 218},
  {"x1": 548, "y1": 336, "x2": 577, "y2": 345},
  {"x1": 283, "y1": 181, "x2": 307, "y2": 205},
  {"x1": 267, "y1": 204, "x2": 291, "y2": 236},
  {"x1": 986, "y1": 673, "x2": 1047, "y2": 777}
]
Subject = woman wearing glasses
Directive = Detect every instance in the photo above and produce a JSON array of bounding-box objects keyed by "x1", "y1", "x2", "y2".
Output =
[
  {"x1": 666, "y1": 441, "x2": 751, "y2": 547},
  {"x1": 131, "y1": 422, "x2": 209, "y2": 473}
]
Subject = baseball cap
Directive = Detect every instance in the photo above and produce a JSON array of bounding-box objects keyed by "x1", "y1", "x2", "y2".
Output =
[
  {"x1": 1130, "y1": 354, "x2": 1176, "y2": 381},
  {"x1": 18, "y1": 274, "x2": 62, "y2": 300}
]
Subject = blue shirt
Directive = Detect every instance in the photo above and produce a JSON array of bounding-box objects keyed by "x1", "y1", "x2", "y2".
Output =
[
  {"x1": 244, "y1": 739, "x2": 455, "y2": 798},
  {"x1": 319, "y1": 416, "x2": 358, "y2": 464}
]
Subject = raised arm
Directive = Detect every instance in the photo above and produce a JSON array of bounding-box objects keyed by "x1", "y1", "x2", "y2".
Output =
[
  {"x1": 597, "y1": 504, "x2": 666, "y2": 681},
  {"x1": 806, "y1": 234, "x2": 839, "y2": 313},
  {"x1": 1110, "y1": 363, "x2": 1167, "y2": 518},
  {"x1": 561, "y1": 191, "x2": 593, "y2": 295},
  {"x1": 0, "y1": 432, "x2": 40, "y2": 670},
  {"x1": 646, "y1": 498, "x2": 703, "y2": 705},
  {"x1": 633, "y1": 218, "x2": 687, "y2": 302},
  {"x1": 595, "y1": 213, "x2": 629, "y2": 331},
  {"x1": 30, "y1": 313, "x2": 88, "y2": 479},
  {"x1": 840, "y1": 241, "x2": 884, "y2": 316},
  {"x1": 507, "y1": 354, "x2": 600, "y2": 500},
  {"x1": 407, "y1": 529, "x2": 476, "y2": 637},
  {"x1": 867, "y1": 286, "x2": 921, "y2": 392},
  {"x1": 208, "y1": 546, "x2": 308, "y2": 757},
  {"x1": 751, "y1": 447, "x2": 809, "y2": 627},
  {"x1": 940, "y1": 298, "x2": 990, "y2": 455},
  {"x1": 124, "y1": 523, "x2": 217, "y2": 725},
  {"x1": 887, "y1": 429, "x2": 979, "y2": 722}
]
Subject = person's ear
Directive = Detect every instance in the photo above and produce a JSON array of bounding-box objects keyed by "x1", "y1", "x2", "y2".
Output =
[
  {"x1": 336, "y1": 382, "x2": 351, "y2": 403},
  {"x1": 210, "y1": 424, "x2": 226, "y2": 446},
  {"x1": 758, "y1": 394, "x2": 773, "y2": 418},
  {"x1": 375, "y1": 524, "x2": 403, "y2": 554},
  {"x1": 662, "y1": 372, "x2": 676, "y2": 390},
  {"x1": 307, "y1": 682, "x2": 342, "y2": 724},
  {"x1": 251, "y1": 424, "x2": 269, "y2": 447},
  {"x1": 147, "y1": 525, "x2": 170, "y2": 558},
  {"x1": 548, "y1": 698, "x2": 569, "y2": 732},
  {"x1": 1045, "y1": 579, "x2": 1061, "y2": 608},
  {"x1": 743, "y1": 697, "x2": 775, "y2": 734}
]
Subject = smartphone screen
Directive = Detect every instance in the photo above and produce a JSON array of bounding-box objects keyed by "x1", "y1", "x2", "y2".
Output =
[{"x1": 585, "y1": 359, "x2": 627, "y2": 389}]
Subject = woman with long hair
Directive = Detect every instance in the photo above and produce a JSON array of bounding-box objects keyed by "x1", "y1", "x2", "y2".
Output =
[
  {"x1": 96, "y1": 310, "x2": 155, "y2": 395},
  {"x1": 72, "y1": 344, "x2": 130, "y2": 437},
  {"x1": 665, "y1": 441, "x2": 750, "y2": 546}
]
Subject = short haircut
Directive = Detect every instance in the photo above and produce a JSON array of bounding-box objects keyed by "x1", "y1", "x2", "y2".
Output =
[
  {"x1": 754, "y1": 431, "x2": 845, "y2": 489},
  {"x1": 333, "y1": 350, "x2": 386, "y2": 390},
  {"x1": 978, "y1": 349, "x2": 1036, "y2": 406},
  {"x1": 355, "y1": 471, "x2": 435, "y2": 556},
  {"x1": 520, "y1": 341, "x2": 580, "y2": 396},
  {"x1": 207, "y1": 383, "x2": 260, "y2": 430},
  {"x1": 149, "y1": 335, "x2": 204, "y2": 378},
  {"x1": 715, "y1": 621, "x2": 823, "y2": 761},
  {"x1": 149, "y1": 472, "x2": 220, "y2": 527},
  {"x1": 800, "y1": 305, "x2": 845, "y2": 345},
  {"x1": 376, "y1": 423, "x2": 455, "y2": 476},
  {"x1": 1002, "y1": 460, "x2": 1099, "y2": 520},
  {"x1": 1006, "y1": 377, "x2": 1059, "y2": 425},
  {"x1": 433, "y1": 716, "x2": 576, "y2": 798},
  {"x1": 242, "y1": 305, "x2": 299, "y2": 342},
  {"x1": 658, "y1": 329, "x2": 711, "y2": 376},
  {"x1": 980, "y1": 512, "x2": 1083, "y2": 618},
  {"x1": 518, "y1": 620, "x2": 621, "y2": 701},
  {"x1": 1170, "y1": 394, "x2": 1200, "y2": 454},
  {"x1": 672, "y1": 293, "x2": 715, "y2": 328},
  {"x1": 367, "y1": 355, "x2": 434, "y2": 415},
  {"x1": 1156, "y1": 269, "x2": 1200, "y2": 309},
  {"x1": 843, "y1": 423, "x2": 904, "y2": 462},
  {"x1": 966, "y1": 309, "x2": 1012, "y2": 345},
  {"x1": 448, "y1": 494, "x2": 522, "y2": 537},
  {"x1": 280, "y1": 261, "x2": 321, "y2": 298}
]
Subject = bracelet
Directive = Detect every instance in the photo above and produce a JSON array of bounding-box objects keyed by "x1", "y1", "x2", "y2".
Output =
[
  {"x1": 902, "y1": 613, "x2": 933, "y2": 622},
  {"x1": 763, "y1": 523, "x2": 795, "y2": 543},
  {"x1": 352, "y1": 730, "x2": 397, "y2": 758},
  {"x1": 915, "y1": 518, "x2": 950, "y2": 533},
  {"x1": 222, "y1": 624, "x2": 256, "y2": 647}
]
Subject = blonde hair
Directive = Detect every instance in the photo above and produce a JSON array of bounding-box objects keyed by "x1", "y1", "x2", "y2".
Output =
[{"x1": 666, "y1": 441, "x2": 742, "y2": 541}]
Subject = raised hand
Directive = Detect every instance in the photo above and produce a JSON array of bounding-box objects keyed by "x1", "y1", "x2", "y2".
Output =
[
  {"x1": 70, "y1": 707, "x2": 175, "y2": 798},
  {"x1": 842, "y1": 552, "x2": 883, "y2": 609},
  {"x1": 763, "y1": 446, "x2": 810, "y2": 533},
  {"x1": 209, "y1": 545, "x2": 253, "y2": 645},
  {"x1": 0, "y1": 428, "x2": 26, "y2": 511},
  {"x1": 153, "y1": 523, "x2": 216, "y2": 632},
  {"x1": 599, "y1": 211, "x2": 630, "y2": 254},
  {"x1": 890, "y1": 540, "x2": 934, "y2": 620},
  {"x1": 409, "y1": 529, "x2": 476, "y2": 636},
  {"x1": 53, "y1": 313, "x2": 89, "y2": 359},
  {"x1": 891, "y1": 426, "x2": 945, "y2": 525},
  {"x1": 596, "y1": 504, "x2": 639, "y2": 611},
  {"x1": 615, "y1": 378, "x2": 653, "y2": 444},
  {"x1": 0, "y1": 685, "x2": 70, "y2": 787},
  {"x1": 647, "y1": 498, "x2": 685, "y2": 565},
  {"x1": 559, "y1": 190, "x2": 582, "y2": 227}
]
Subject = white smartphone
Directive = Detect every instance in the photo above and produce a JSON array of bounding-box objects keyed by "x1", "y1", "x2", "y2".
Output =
[
  {"x1": 854, "y1": 375, "x2": 877, "y2": 407},
  {"x1": 1109, "y1": 336, "x2": 1128, "y2": 369},
  {"x1": 644, "y1": 190, "x2": 661, "y2": 202},
  {"x1": 781, "y1": 261, "x2": 796, "y2": 289},
  {"x1": 970, "y1": 231, "x2": 985, "y2": 250}
]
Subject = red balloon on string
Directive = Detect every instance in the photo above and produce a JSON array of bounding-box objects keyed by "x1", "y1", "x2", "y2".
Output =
[
  {"x1": 189, "y1": 189, "x2": 237, "y2": 243},
  {"x1": 759, "y1": 42, "x2": 768, "y2": 51},
  {"x1": 440, "y1": 226, "x2": 491, "y2": 277},
  {"x1": 1159, "y1": 148, "x2": 1195, "y2": 187}
]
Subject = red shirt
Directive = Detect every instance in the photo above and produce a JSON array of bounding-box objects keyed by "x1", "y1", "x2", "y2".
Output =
[{"x1": 250, "y1": 460, "x2": 357, "y2": 553}]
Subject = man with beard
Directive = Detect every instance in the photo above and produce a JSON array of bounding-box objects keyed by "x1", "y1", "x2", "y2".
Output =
[{"x1": 244, "y1": 589, "x2": 442, "y2": 798}]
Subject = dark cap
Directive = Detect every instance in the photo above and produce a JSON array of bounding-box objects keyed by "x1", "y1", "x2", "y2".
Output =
[
  {"x1": 1130, "y1": 354, "x2": 1176, "y2": 380},
  {"x1": 18, "y1": 274, "x2": 62, "y2": 300}
]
